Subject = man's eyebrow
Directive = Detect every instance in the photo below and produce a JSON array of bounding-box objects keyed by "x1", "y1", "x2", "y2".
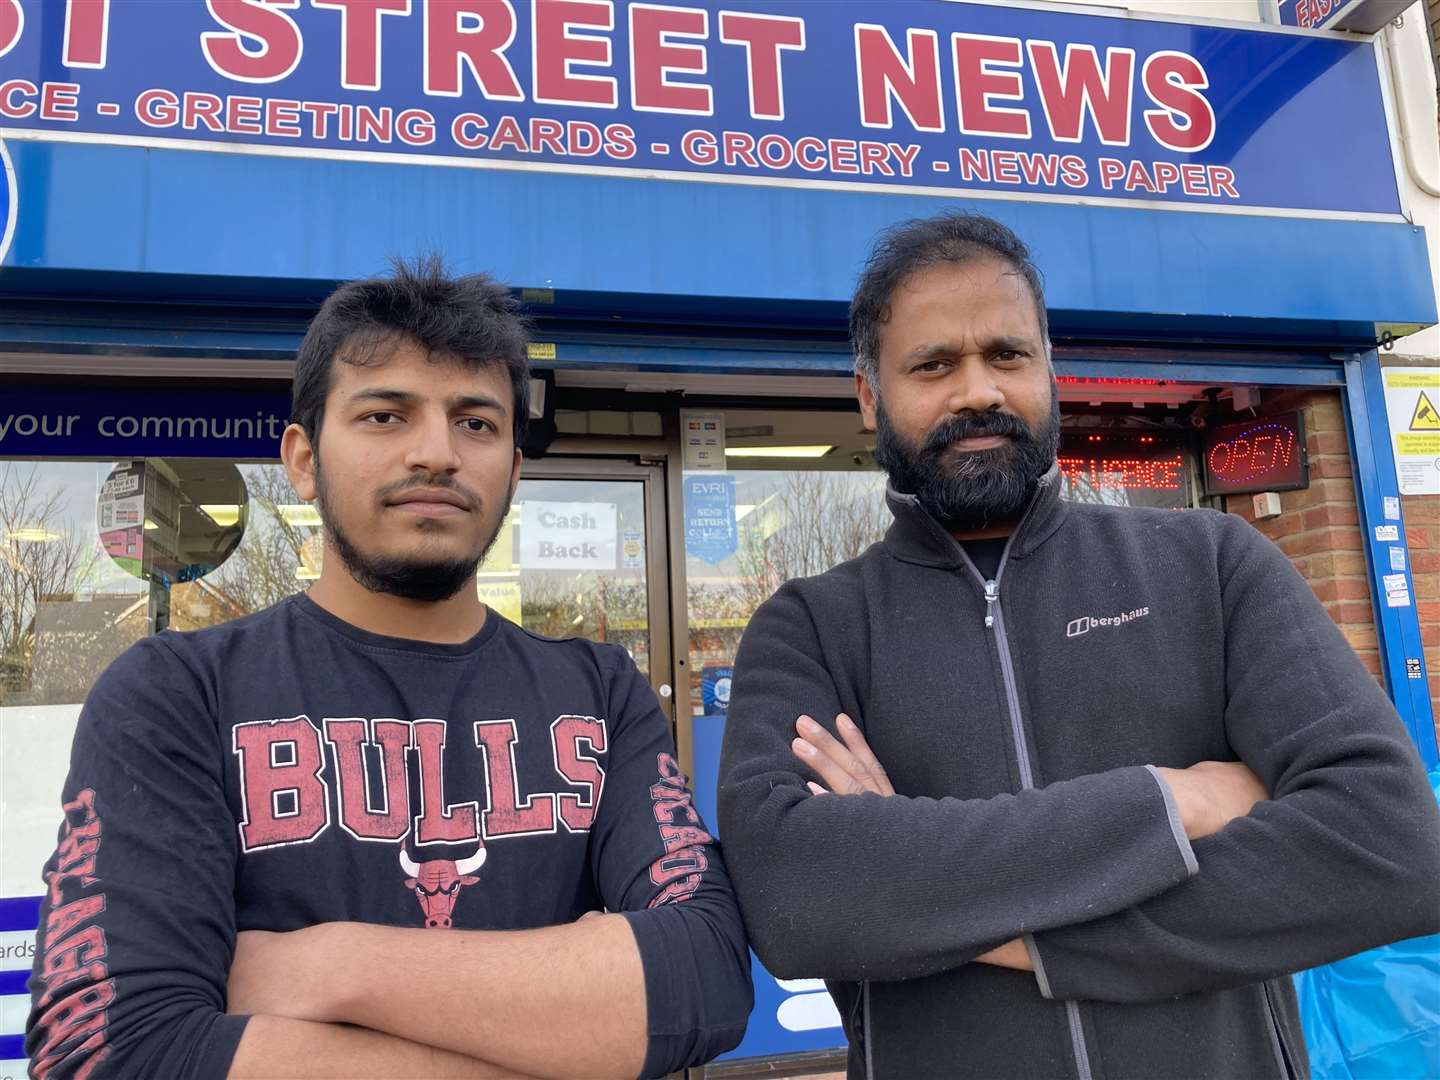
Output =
[
  {"x1": 905, "y1": 342, "x2": 954, "y2": 362},
  {"x1": 447, "y1": 393, "x2": 507, "y2": 414},
  {"x1": 348, "y1": 388, "x2": 419, "y2": 406},
  {"x1": 345, "y1": 388, "x2": 507, "y2": 414},
  {"x1": 984, "y1": 335, "x2": 1034, "y2": 352},
  {"x1": 904, "y1": 335, "x2": 1034, "y2": 361}
]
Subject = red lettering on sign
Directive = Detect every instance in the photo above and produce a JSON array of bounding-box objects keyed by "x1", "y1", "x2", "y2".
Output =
[
  {"x1": 722, "y1": 128, "x2": 757, "y2": 167},
  {"x1": 630, "y1": 4, "x2": 711, "y2": 115},
  {"x1": 63, "y1": 0, "x2": 110, "y2": 69},
  {"x1": 424, "y1": 0, "x2": 523, "y2": 99},
  {"x1": 0, "y1": 78, "x2": 37, "y2": 119},
  {"x1": 681, "y1": 126, "x2": 715, "y2": 164},
  {"x1": 719, "y1": 10, "x2": 804, "y2": 121},
  {"x1": 37, "y1": 81, "x2": 80, "y2": 122},
  {"x1": 1142, "y1": 51, "x2": 1214, "y2": 152},
  {"x1": 532, "y1": 0, "x2": 618, "y2": 108},
  {"x1": 1206, "y1": 422, "x2": 1298, "y2": 487},
  {"x1": 312, "y1": 0, "x2": 410, "y2": 91},
  {"x1": 854, "y1": 24, "x2": 942, "y2": 132},
  {"x1": 829, "y1": 138, "x2": 859, "y2": 174},
  {"x1": 952, "y1": 33, "x2": 1030, "y2": 139},
  {"x1": 1028, "y1": 41, "x2": 1133, "y2": 145},
  {"x1": 201, "y1": 0, "x2": 304, "y2": 84},
  {"x1": 0, "y1": 0, "x2": 22, "y2": 60},
  {"x1": 264, "y1": 97, "x2": 302, "y2": 136}
]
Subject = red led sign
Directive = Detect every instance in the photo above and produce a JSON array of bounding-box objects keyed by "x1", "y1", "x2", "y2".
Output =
[
  {"x1": 1201, "y1": 413, "x2": 1309, "y2": 496},
  {"x1": 1057, "y1": 433, "x2": 1191, "y2": 510}
]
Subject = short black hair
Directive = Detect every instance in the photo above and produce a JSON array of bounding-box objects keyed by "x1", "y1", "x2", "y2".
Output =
[
  {"x1": 291, "y1": 255, "x2": 530, "y2": 450},
  {"x1": 850, "y1": 212, "x2": 1049, "y2": 385}
]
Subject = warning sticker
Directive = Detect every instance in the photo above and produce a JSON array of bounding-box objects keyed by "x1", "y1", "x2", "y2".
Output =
[
  {"x1": 1382, "y1": 367, "x2": 1440, "y2": 496},
  {"x1": 1409, "y1": 391, "x2": 1439, "y2": 430}
]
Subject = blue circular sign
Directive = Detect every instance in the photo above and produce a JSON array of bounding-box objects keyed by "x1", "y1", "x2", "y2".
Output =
[{"x1": 0, "y1": 136, "x2": 15, "y2": 266}]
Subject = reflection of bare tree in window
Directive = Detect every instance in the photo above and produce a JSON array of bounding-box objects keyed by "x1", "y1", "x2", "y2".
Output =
[
  {"x1": 0, "y1": 464, "x2": 88, "y2": 698},
  {"x1": 1056, "y1": 468, "x2": 1129, "y2": 507},
  {"x1": 515, "y1": 573, "x2": 649, "y2": 666},
  {"x1": 729, "y1": 472, "x2": 889, "y2": 614},
  {"x1": 196, "y1": 467, "x2": 313, "y2": 621}
]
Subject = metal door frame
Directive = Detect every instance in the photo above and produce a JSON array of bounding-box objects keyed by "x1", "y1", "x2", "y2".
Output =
[{"x1": 520, "y1": 454, "x2": 678, "y2": 721}]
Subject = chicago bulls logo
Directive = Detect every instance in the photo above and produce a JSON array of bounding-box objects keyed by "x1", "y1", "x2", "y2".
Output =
[{"x1": 399, "y1": 847, "x2": 485, "y2": 929}]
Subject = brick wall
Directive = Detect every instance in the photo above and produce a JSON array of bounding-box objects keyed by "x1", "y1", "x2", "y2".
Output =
[{"x1": 1223, "y1": 389, "x2": 1384, "y2": 685}]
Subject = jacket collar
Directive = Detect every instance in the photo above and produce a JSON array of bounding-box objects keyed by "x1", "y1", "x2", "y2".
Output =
[{"x1": 882, "y1": 463, "x2": 1068, "y2": 570}]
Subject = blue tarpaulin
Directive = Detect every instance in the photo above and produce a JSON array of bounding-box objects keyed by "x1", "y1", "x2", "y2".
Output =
[{"x1": 1295, "y1": 769, "x2": 1440, "y2": 1079}]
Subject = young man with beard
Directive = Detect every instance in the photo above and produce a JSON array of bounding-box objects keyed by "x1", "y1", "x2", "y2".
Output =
[
  {"x1": 718, "y1": 214, "x2": 1439, "y2": 1080},
  {"x1": 27, "y1": 261, "x2": 751, "y2": 1079}
]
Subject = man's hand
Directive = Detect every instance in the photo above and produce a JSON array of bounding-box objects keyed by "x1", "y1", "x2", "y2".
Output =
[
  {"x1": 792, "y1": 715, "x2": 1032, "y2": 972},
  {"x1": 792, "y1": 713, "x2": 895, "y2": 796},
  {"x1": 1156, "y1": 761, "x2": 1270, "y2": 840}
]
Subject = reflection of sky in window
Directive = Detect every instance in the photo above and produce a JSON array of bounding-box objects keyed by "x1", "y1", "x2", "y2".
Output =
[{"x1": 2, "y1": 461, "x2": 147, "y2": 597}]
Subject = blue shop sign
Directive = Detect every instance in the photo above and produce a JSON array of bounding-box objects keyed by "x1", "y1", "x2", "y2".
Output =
[
  {"x1": 2, "y1": 387, "x2": 290, "y2": 458},
  {"x1": 0, "y1": 0, "x2": 1401, "y2": 217},
  {"x1": 691, "y1": 714, "x2": 847, "y2": 1062},
  {"x1": 684, "y1": 475, "x2": 738, "y2": 565}
]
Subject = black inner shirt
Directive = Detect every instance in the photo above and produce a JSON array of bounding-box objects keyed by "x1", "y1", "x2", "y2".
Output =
[{"x1": 959, "y1": 537, "x2": 1008, "y2": 581}]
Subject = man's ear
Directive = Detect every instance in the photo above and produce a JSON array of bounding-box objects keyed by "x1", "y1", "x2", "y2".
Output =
[
  {"x1": 855, "y1": 371, "x2": 878, "y2": 432},
  {"x1": 281, "y1": 423, "x2": 318, "y2": 502},
  {"x1": 508, "y1": 448, "x2": 522, "y2": 500}
]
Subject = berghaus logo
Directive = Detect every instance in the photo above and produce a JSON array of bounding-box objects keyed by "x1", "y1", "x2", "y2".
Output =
[{"x1": 1066, "y1": 607, "x2": 1151, "y2": 638}]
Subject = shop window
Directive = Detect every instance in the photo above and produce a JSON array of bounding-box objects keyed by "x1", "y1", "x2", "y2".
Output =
[{"x1": 683, "y1": 410, "x2": 889, "y2": 718}]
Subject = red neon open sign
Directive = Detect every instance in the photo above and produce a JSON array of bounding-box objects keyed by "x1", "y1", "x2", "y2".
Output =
[{"x1": 1202, "y1": 413, "x2": 1309, "y2": 496}]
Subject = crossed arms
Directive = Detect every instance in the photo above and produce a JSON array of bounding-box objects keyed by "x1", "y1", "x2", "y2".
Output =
[
  {"x1": 790, "y1": 711, "x2": 1269, "y2": 977},
  {"x1": 227, "y1": 914, "x2": 648, "y2": 1078},
  {"x1": 717, "y1": 532, "x2": 1440, "y2": 1002}
]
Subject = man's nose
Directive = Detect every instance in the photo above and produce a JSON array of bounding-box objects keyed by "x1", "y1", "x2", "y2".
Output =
[
  {"x1": 404, "y1": 413, "x2": 462, "y2": 474},
  {"x1": 945, "y1": 359, "x2": 1005, "y2": 415}
]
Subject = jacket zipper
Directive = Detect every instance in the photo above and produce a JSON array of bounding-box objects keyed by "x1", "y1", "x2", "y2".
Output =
[{"x1": 957, "y1": 504, "x2": 1094, "y2": 1080}]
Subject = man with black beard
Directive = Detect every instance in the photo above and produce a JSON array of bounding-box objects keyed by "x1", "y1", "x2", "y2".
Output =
[
  {"x1": 719, "y1": 214, "x2": 1439, "y2": 1080},
  {"x1": 27, "y1": 260, "x2": 751, "y2": 1080}
]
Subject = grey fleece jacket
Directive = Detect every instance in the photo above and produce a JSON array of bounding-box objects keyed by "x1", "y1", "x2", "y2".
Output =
[{"x1": 718, "y1": 467, "x2": 1440, "y2": 1080}]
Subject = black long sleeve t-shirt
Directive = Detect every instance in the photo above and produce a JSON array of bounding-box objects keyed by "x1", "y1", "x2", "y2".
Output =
[{"x1": 26, "y1": 593, "x2": 751, "y2": 1079}]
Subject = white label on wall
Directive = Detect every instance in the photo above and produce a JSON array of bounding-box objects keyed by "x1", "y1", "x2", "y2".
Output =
[
  {"x1": 681, "y1": 411, "x2": 726, "y2": 472},
  {"x1": 621, "y1": 530, "x2": 644, "y2": 569},
  {"x1": 1374, "y1": 525, "x2": 1399, "y2": 542},
  {"x1": 1381, "y1": 367, "x2": 1440, "y2": 497},
  {"x1": 519, "y1": 501, "x2": 617, "y2": 570},
  {"x1": 1390, "y1": 547, "x2": 1406, "y2": 571}
]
